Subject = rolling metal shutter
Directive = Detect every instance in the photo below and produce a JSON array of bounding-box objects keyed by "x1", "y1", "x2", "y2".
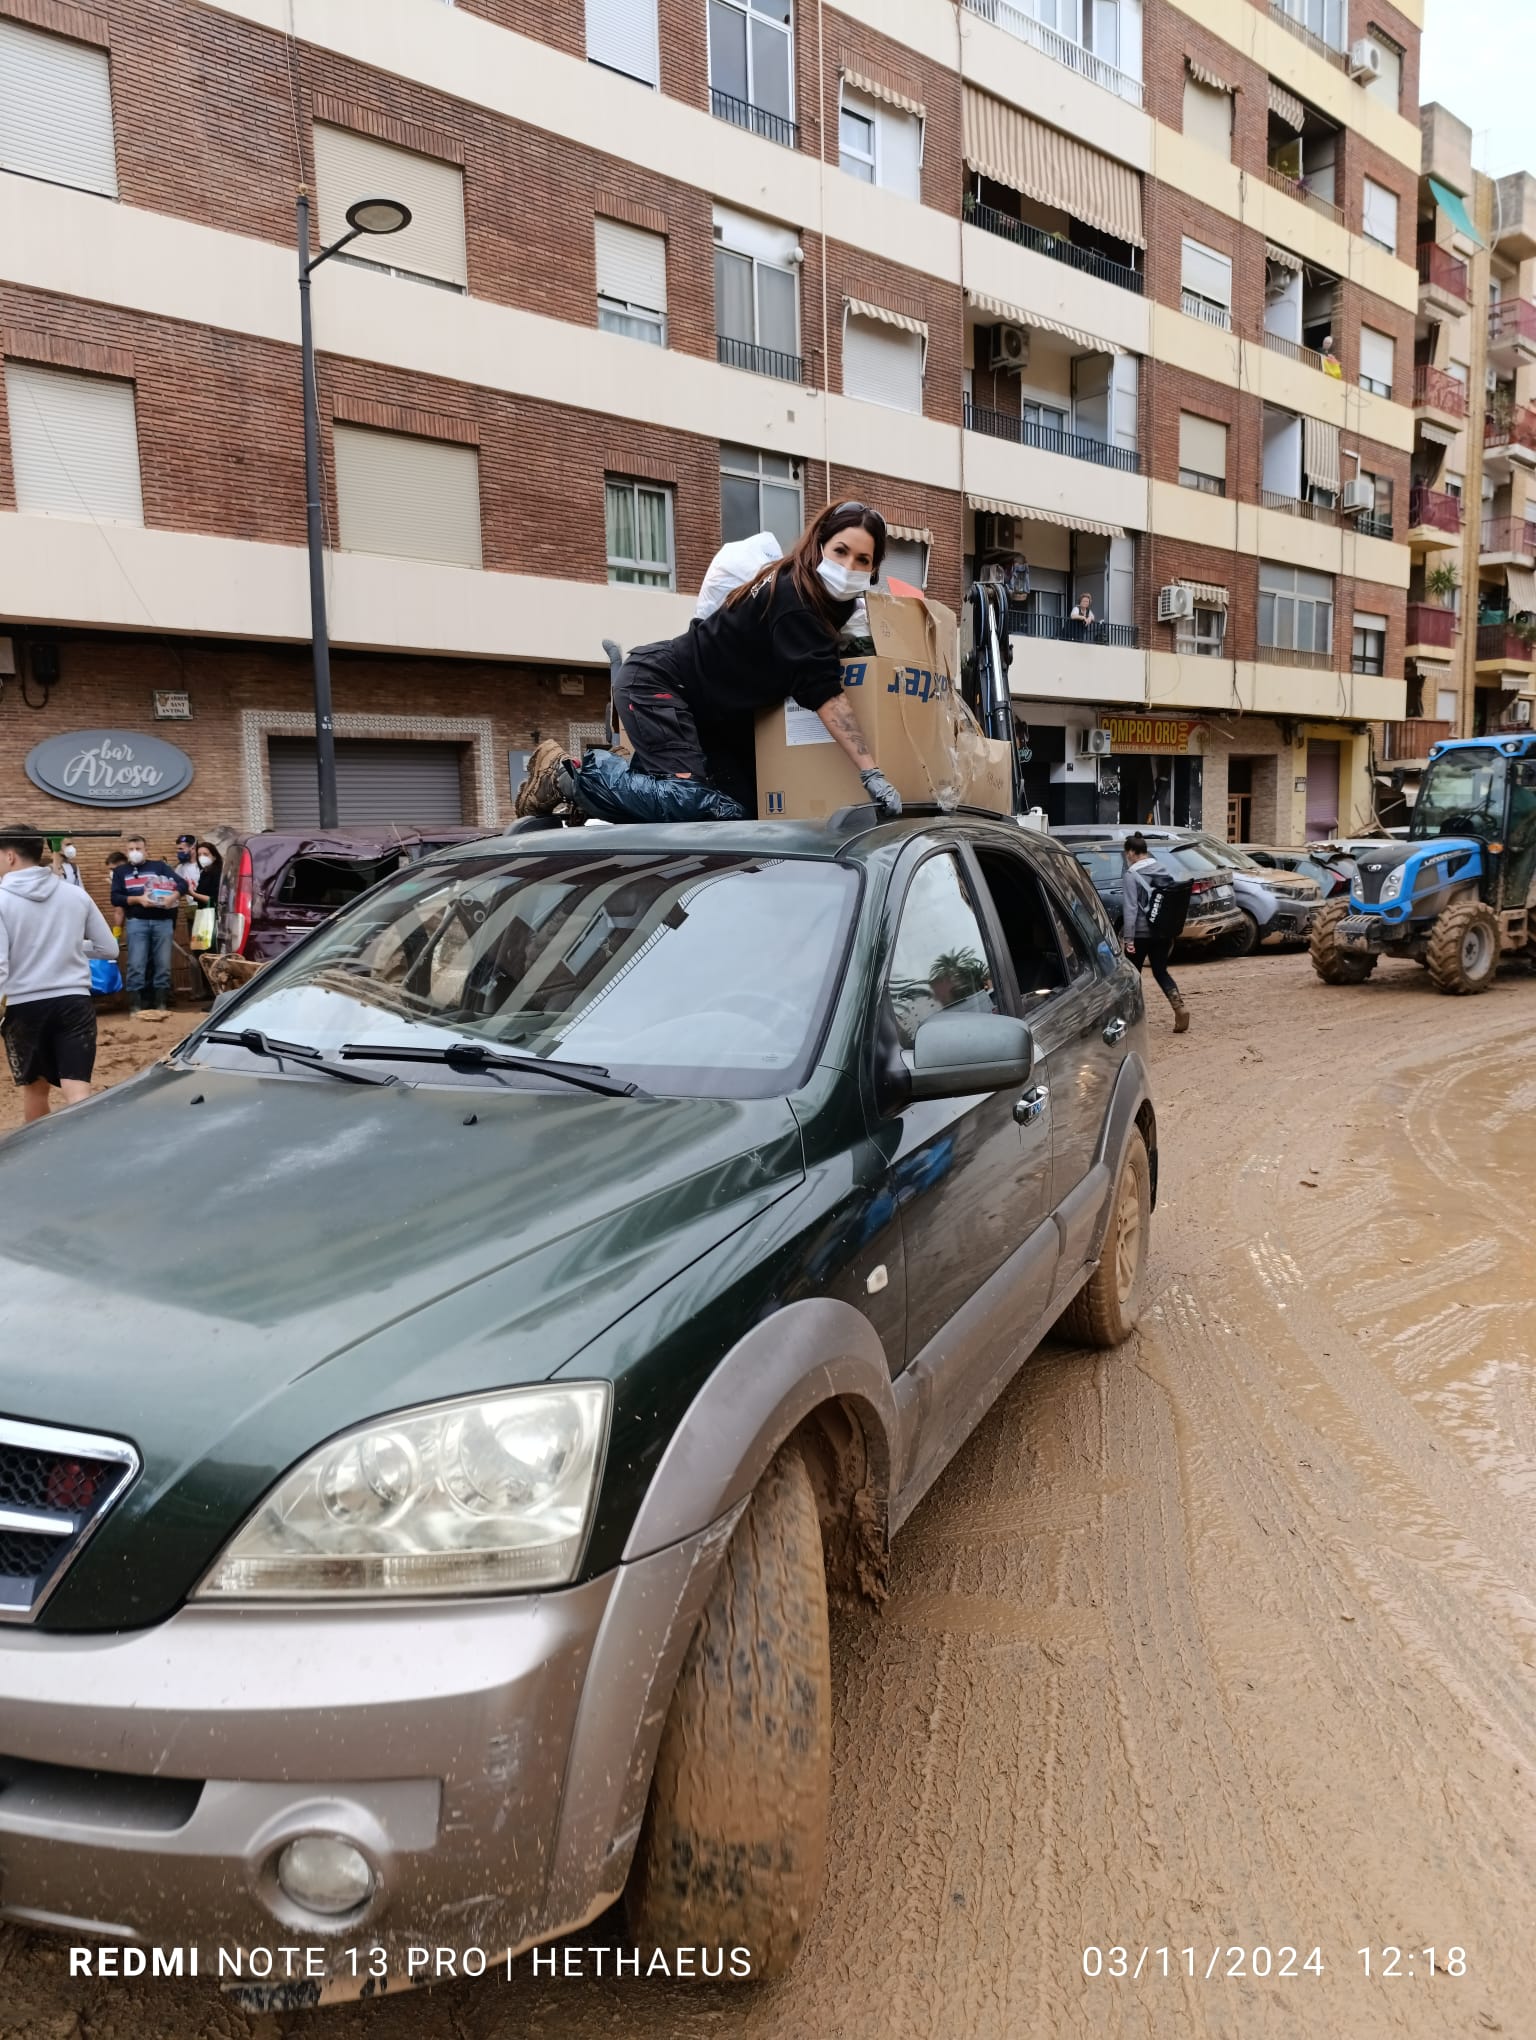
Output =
[
  {"x1": 312, "y1": 125, "x2": 468, "y2": 289},
  {"x1": 585, "y1": 0, "x2": 658, "y2": 86},
  {"x1": 594, "y1": 217, "x2": 667, "y2": 313},
  {"x1": 332, "y1": 425, "x2": 483, "y2": 567},
  {"x1": 843, "y1": 313, "x2": 925, "y2": 412},
  {"x1": 268, "y1": 739, "x2": 467, "y2": 828},
  {"x1": 4, "y1": 362, "x2": 143, "y2": 521},
  {"x1": 0, "y1": 19, "x2": 118, "y2": 197}
]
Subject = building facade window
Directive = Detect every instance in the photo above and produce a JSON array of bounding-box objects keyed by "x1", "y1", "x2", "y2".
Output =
[
  {"x1": 843, "y1": 310, "x2": 925, "y2": 413},
  {"x1": 0, "y1": 19, "x2": 117, "y2": 197},
  {"x1": 605, "y1": 477, "x2": 676, "y2": 587},
  {"x1": 1178, "y1": 411, "x2": 1228, "y2": 494},
  {"x1": 1363, "y1": 27, "x2": 1402, "y2": 108},
  {"x1": 332, "y1": 425, "x2": 482, "y2": 567},
  {"x1": 1352, "y1": 611, "x2": 1387, "y2": 675},
  {"x1": 595, "y1": 217, "x2": 667, "y2": 344},
  {"x1": 1359, "y1": 323, "x2": 1395, "y2": 398},
  {"x1": 1182, "y1": 74, "x2": 1232, "y2": 158},
  {"x1": 1259, "y1": 561, "x2": 1334, "y2": 654},
  {"x1": 1180, "y1": 237, "x2": 1232, "y2": 327},
  {"x1": 709, "y1": 0, "x2": 794, "y2": 140},
  {"x1": 838, "y1": 85, "x2": 923, "y2": 200},
  {"x1": 1362, "y1": 176, "x2": 1398, "y2": 252},
  {"x1": 720, "y1": 443, "x2": 803, "y2": 551},
  {"x1": 1177, "y1": 604, "x2": 1227, "y2": 656},
  {"x1": 313, "y1": 126, "x2": 468, "y2": 292},
  {"x1": 714, "y1": 207, "x2": 801, "y2": 378},
  {"x1": 4, "y1": 362, "x2": 142, "y2": 523},
  {"x1": 1275, "y1": 0, "x2": 1344, "y2": 53},
  {"x1": 883, "y1": 536, "x2": 929, "y2": 588},
  {"x1": 1359, "y1": 470, "x2": 1394, "y2": 537},
  {"x1": 585, "y1": 0, "x2": 659, "y2": 86}
]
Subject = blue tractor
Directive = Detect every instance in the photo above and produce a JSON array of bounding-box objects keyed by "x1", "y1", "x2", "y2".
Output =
[{"x1": 1309, "y1": 734, "x2": 1536, "y2": 995}]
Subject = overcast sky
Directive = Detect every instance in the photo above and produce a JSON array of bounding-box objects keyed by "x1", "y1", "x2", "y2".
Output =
[{"x1": 1422, "y1": 0, "x2": 1530, "y2": 178}]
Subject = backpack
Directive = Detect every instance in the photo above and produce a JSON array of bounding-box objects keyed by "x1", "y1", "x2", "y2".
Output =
[{"x1": 1140, "y1": 868, "x2": 1193, "y2": 943}]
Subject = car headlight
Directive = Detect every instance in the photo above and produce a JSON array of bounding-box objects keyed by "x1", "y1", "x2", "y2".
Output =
[
  {"x1": 195, "y1": 1384, "x2": 610, "y2": 1600},
  {"x1": 1379, "y1": 866, "x2": 1405, "y2": 902}
]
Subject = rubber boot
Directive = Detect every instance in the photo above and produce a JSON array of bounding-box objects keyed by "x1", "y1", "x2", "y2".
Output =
[
  {"x1": 1170, "y1": 993, "x2": 1191, "y2": 1034},
  {"x1": 126, "y1": 992, "x2": 142, "y2": 1016}
]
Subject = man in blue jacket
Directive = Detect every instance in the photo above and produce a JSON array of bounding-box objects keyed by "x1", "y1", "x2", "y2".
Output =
[{"x1": 110, "y1": 833, "x2": 188, "y2": 1018}]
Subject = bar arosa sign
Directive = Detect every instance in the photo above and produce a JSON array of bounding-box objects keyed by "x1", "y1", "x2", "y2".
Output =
[
  {"x1": 1098, "y1": 713, "x2": 1203, "y2": 755},
  {"x1": 25, "y1": 729, "x2": 194, "y2": 807}
]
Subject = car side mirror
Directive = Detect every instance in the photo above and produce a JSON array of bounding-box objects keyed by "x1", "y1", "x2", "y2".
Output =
[{"x1": 909, "y1": 1013, "x2": 1036, "y2": 1101}]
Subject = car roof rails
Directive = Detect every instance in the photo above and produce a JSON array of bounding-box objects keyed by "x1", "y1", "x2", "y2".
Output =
[{"x1": 825, "y1": 801, "x2": 1024, "y2": 834}]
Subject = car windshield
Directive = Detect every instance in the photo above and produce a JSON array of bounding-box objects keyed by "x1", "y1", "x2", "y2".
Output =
[
  {"x1": 1194, "y1": 838, "x2": 1262, "y2": 871},
  {"x1": 192, "y1": 850, "x2": 859, "y2": 1099},
  {"x1": 1162, "y1": 845, "x2": 1226, "y2": 876},
  {"x1": 1411, "y1": 748, "x2": 1508, "y2": 840}
]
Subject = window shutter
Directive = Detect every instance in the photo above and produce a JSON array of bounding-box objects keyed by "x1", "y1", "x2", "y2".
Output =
[
  {"x1": 312, "y1": 126, "x2": 467, "y2": 289},
  {"x1": 873, "y1": 99, "x2": 924, "y2": 202},
  {"x1": 1181, "y1": 75, "x2": 1231, "y2": 158},
  {"x1": 595, "y1": 218, "x2": 667, "y2": 313},
  {"x1": 332, "y1": 426, "x2": 482, "y2": 567},
  {"x1": 1362, "y1": 177, "x2": 1398, "y2": 251},
  {"x1": 1108, "y1": 535, "x2": 1136, "y2": 626},
  {"x1": 1359, "y1": 325, "x2": 1395, "y2": 390},
  {"x1": 585, "y1": 0, "x2": 658, "y2": 86},
  {"x1": 842, "y1": 315, "x2": 924, "y2": 413},
  {"x1": 5, "y1": 362, "x2": 142, "y2": 522},
  {"x1": 0, "y1": 20, "x2": 117, "y2": 197},
  {"x1": 1365, "y1": 34, "x2": 1401, "y2": 108},
  {"x1": 1179, "y1": 412, "x2": 1227, "y2": 479},
  {"x1": 1181, "y1": 238, "x2": 1232, "y2": 307},
  {"x1": 883, "y1": 537, "x2": 929, "y2": 589}
]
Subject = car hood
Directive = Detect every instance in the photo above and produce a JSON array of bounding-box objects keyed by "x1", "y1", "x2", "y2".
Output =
[{"x1": 0, "y1": 1065, "x2": 805, "y2": 1625}]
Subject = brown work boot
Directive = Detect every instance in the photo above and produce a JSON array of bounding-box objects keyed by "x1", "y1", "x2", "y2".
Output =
[
  {"x1": 515, "y1": 739, "x2": 575, "y2": 817},
  {"x1": 1170, "y1": 994, "x2": 1191, "y2": 1034}
]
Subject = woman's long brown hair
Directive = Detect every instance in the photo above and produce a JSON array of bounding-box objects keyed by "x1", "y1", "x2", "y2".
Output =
[{"x1": 723, "y1": 500, "x2": 888, "y2": 635}]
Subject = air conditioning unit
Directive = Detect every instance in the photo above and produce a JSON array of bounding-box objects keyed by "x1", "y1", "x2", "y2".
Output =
[
  {"x1": 1158, "y1": 584, "x2": 1195, "y2": 622},
  {"x1": 989, "y1": 322, "x2": 1029, "y2": 372},
  {"x1": 1077, "y1": 727, "x2": 1114, "y2": 756},
  {"x1": 977, "y1": 511, "x2": 1021, "y2": 554},
  {"x1": 1341, "y1": 478, "x2": 1374, "y2": 515},
  {"x1": 1509, "y1": 696, "x2": 1533, "y2": 727},
  {"x1": 1348, "y1": 38, "x2": 1381, "y2": 80}
]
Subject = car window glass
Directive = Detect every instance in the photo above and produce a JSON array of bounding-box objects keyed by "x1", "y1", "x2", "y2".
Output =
[
  {"x1": 1050, "y1": 850, "x2": 1119, "y2": 954},
  {"x1": 275, "y1": 855, "x2": 402, "y2": 909},
  {"x1": 886, "y1": 853, "x2": 998, "y2": 1050},
  {"x1": 972, "y1": 848, "x2": 1074, "y2": 1003},
  {"x1": 1042, "y1": 887, "x2": 1093, "y2": 982}
]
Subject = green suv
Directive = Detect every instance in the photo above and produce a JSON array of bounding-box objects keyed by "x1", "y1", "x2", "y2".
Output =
[{"x1": 0, "y1": 808, "x2": 1156, "y2": 1987}]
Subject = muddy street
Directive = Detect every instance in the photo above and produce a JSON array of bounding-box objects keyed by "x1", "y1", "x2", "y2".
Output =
[{"x1": 3, "y1": 952, "x2": 1533, "y2": 2038}]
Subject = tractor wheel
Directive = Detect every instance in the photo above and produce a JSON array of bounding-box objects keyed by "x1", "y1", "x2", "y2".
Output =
[
  {"x1": 1425, "y1": 899, "x2": 1500, "y2": 995},
  {"x1": 1220, "y1": 911, "x2": 1260, "y2": 958},
  {"x1": 1309, "y1": 900, "x2": 1376, "y2": 985}
]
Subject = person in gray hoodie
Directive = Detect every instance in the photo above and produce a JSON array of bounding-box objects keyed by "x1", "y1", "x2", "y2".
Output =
[
  {"x1": 0, "y1": 822, "x2": 119, "y2": 1125},
  {"x1": 1121, "y1": 834, "x2": 1190, "y2": 1034}
]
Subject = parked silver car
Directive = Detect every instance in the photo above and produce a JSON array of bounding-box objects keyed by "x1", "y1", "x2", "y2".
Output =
[{"x1": 1057, "y1": 827, "x2": 1320, "y2": 955}]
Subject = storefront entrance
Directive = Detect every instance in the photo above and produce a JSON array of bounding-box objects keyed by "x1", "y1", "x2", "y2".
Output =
[
  {"x1": 1117, "y1": 754, "x2": 1202, "y2": 829},
  {"x1": 268, "y1": 738, "x2": 468, "y2": 828}
]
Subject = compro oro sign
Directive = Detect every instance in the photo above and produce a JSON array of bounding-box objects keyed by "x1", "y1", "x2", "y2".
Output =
[
  {"x1": 25, "y1": 729, "x2": 195, "y2": 808},
  {"x1": 1098, "y1": 714, "x2": 1204, "y2": 756}
]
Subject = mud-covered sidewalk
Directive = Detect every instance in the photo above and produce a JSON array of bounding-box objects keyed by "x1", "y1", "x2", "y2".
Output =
[{"x1": 3, "y1": 952, "x2": 1532, "y2": 2038}]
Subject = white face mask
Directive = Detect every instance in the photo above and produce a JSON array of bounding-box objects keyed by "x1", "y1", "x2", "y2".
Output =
[
  {"x1": 818, "y1": 558, "x2": 873, "y2": 602},
  {"x1": 62, "y1": 845, "x2": 76, "y2": 860},
  {"x1": 197, "y1": 853, "x2": 213, "y2": 868},
  {"x1": 127, "y1": 849, "x2": 145, "y2": 864}
]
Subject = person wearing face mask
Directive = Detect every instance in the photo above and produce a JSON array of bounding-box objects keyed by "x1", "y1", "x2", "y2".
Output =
[
  {"x1": 54, "y1": 840, "x2": 84, "y2": 888},
  {"x1": 517, "y1": 501, "x2": 901, "y2": 822},
  {"x1": 109, "y1": 834, "x2": 189, "y2": 1019},
  {"x1": 0, "y1": 822, "x2": 118, "y2": 1123}
]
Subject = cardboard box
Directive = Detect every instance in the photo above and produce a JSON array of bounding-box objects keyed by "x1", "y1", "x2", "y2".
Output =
[{"x1": 755, "y1": 592, "x2": 1016, "y2": 821}]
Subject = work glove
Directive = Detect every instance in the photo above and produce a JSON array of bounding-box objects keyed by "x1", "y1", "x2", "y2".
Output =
[{"x1": 861, "y1": 767, "x2": 903, "y2": 817}]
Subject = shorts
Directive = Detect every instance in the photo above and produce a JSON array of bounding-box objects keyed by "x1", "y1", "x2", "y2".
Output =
[{"x1": 2, "y1": 993, "x2": 98, "y2": 1088}]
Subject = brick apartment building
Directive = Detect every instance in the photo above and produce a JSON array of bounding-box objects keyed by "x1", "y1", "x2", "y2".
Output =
[{"x1": 0, "y1": 0, "x2": 1424, "y2": 868}]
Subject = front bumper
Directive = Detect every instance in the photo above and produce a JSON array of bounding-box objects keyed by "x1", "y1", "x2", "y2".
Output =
[
  {"x1": 1261, "y1": 898, "x2": 1319, "y2": 940},
  {"x1": 0, "y1": 1513, "x2": 737, "y2": 1961}
]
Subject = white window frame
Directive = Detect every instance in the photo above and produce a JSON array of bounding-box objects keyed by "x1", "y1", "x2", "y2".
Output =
[
  {"x1": 604, "y1": 476, "x2": 677, "y2": 589},
  {"x1": 708, "y1": 0, "x2": 795, "y2": 124},
  {"x1": 0, "y1": 18, "x2": 118, "y2": 199},
  {"x1": 1362, "y1": 175, "x2": 1398, "y2": 253},
  {"x1": 838, "y1": 97, "x2": 876, "y2": 182},
  {"x1": 1180, "y1": 236, "x2": 1232, "y2": 329},
  {"x1": 1359, "y1": 323, "x2": 1395, "y2": 400},
  {"x1": 595, "y1": 220, "x2": 668, "y2": 345},
  {"x1": 714, "y1": 210, "x2": 801, "y2": 372},
  {"x1": 1177, "y1": 605, "x2": 1227, "y2": 657},
  {"x1": 1259, "y1": 560, "x2": 1334, "y2": 654},
  {"x1": 1352, "y1": 611, "x2": 1387, "y2": 676},
  {"x1": 719, "y1": 443, "x2": 804, "y2": 549}
]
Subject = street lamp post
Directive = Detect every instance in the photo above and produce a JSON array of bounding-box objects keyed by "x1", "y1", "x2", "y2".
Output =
[{"x1": 295, "y1": 191, "x2": 412, "y2": 829}]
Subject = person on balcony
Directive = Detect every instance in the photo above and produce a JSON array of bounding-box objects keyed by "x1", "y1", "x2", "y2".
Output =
[{"x1": 1067, "y1": 593, "x2": 1097, "y2": 639}]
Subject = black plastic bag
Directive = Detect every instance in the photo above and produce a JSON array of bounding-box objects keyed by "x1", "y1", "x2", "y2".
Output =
[{"x1": 570, "y1": 748, "x2": 747, "y2": 824}]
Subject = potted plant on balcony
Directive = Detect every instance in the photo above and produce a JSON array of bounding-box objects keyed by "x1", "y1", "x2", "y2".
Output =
[
  {"x1": 1511, "y1": 616, "x2": 1536, "y2": 652},
  {"x1": 1425, "y1": 561, "x2": 1459, "y2": 604}
]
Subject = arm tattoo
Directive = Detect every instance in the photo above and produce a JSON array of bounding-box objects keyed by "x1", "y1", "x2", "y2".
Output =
[{"x1": 817, "y1": 695, "x2": 876, "y2": 768}]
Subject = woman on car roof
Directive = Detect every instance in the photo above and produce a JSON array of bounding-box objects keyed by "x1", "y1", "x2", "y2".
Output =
[{"x1": 516, "y1": 500, "x2": 902, "y2": 824}]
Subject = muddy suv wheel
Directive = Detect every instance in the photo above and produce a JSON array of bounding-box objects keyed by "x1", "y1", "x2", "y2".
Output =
[
  {"x1": 625, "y1": 1446, "x2": 831, "y2": 1978},
  {"x1": 1426, "y1": 899, "x2": 1500, "y2": 995},
  {"x1": 1220, "y1": 910, "x2": 1259, "y2": 958},
  {"x1": 1309, "y1": 899, "x2": 1376, "y2": 985},
  {"x1": 1060, "y1": 1129, "x2": 1151, "y2": 1348}
]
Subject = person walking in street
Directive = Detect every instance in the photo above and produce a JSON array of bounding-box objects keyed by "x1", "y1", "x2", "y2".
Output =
[
  {"x1": 110, "y1": 833, "x2": 188, "y2": 1019},
  {"x1": 0, "y1": 822, "x2": 119, "y2": 1124},
  {"x1": 1121, "y1": 834, "x2": 1190, "y2": 1034}
]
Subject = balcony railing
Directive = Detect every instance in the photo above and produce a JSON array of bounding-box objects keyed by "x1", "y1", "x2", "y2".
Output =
[
  {"x1": 966, "y1": 201, "x2": 1144, "y2": 294},
  {"x1": 1258, "y1": 645, "x2": 1335, "y2": 669},
  {"x1": 1416, "y1": 242, "x2": 1469, "y2": 301},
  {"x1": 1006, "y1": 610, "x2": 1140, "y2": 649},
  {"x1": 964, "y1": 398, "x2": 1142, "y2": 472},
  {"x1": 1267, "y1": 0, "x2": 1348, "y2": 70},
  {"x1": 1379, "y1": 719, "x2": 1454, "y2": 762},
  {"x1": 709, "y1": 87, "x2": 798, "y2": 150},
  {"x1": 1265, "y1": 163, "x2": 1346, "y2": 225},
  {"x1": 1481, "y1": 515, "x2": 1536, "y2": 558},
  {"x1": 1181, "y1": 289, "x2": 1231, "y2": 328},
  {"x1": 1405, "y1": 603, "x2": 1457, "y2": 648},
  {"x1": 961, "y1": 0, "x2": 1144, "y2": 105},
  {"x1": 1488, "y1": 298, "x2": 1536, "y2": 351},
  {"x1": 1477, "y1": 621, "x2": 1536, "y2": 662},
  {"x1": 1413, "y1": 365, "x2": 1467, "y2": 418},
  {"x1": 1262, "y1": 328, "x2": 1327, "y2": 372},
  {"x1": 716, "y1": 334, "x2": 805, "y2": 382},
  {"x1": 1408, "y1": 484, "x2": 1463, "y2": 534},
  {"x1": 1358, "y1": 511, "x2": 1394, "y2": 540},
  {"x1": 1485, "y1": 405, "x2": 1536, "y2": 455},
  {"x1": 1262, "y1": 489, "x2": 1337, "y2": 525}
]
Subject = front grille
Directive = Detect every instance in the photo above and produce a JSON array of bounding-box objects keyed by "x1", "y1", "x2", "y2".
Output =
[{"x1": 0, "y1": 1418, "x2": 139, "y2": 1624}]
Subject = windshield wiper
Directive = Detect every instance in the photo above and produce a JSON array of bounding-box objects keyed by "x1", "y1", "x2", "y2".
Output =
[
  {"x1": 338, "y1": 1040, "x2": 646, "y2": 1098},
  {"x1": 201, "y1": 1028, "x2": 397, "y2": 1086}
]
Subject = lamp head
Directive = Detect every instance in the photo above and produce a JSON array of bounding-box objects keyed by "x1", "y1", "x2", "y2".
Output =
[{"x1": 345, "y1": 197, "x2": 412, "y2": 236}]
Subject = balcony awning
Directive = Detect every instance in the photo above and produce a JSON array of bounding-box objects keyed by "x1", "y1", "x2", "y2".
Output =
[
  {"x1": 1268, "y1": 79, "x2": 1305, "y2": 133},
  {"x1": 1429, "y1": 175, "x2": 1482, "y2": 248},
  {"x1": 1303, "y1": 415, "x2": 1341, "y2": 496},
  {"x1": 1265, "y1": 240, "x2": 1303, "y2": 272},
  {"x1": 967, "y1": 494, "x2": 1125, "y2": 539},
  {"x1": 1186, "y1": 56, "x2": 1231, "y2": 93},
  {"x1": 963, "y1": 85, "x2": 1145, "y2": 248},
  {"x1": 839, "y1": 60, "x2": 925, "y2": 119},
  {"x1": 1507, "y1": 563, "x2": 1536, "y2": 614},
  {"x1": 1181, "y1": 581, "x2": 1229, "y2": 607},
  {"x1": 963, "y1": 290, "x2": 1123, "y2": 354},
  {"x1": 886, "y1": 523, "x2": 933, "y2": 544},
  {"x1": 844, "y1": 297, "x2": 928, "y2": 337}
]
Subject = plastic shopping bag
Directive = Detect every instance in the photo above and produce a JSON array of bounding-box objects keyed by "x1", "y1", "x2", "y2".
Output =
[
  {"x1": 89, "y1": 958, "x2": 124, "y2": 996},
  {"x1": 190, "y1": 907, "x2": 217, "y2": 951}
]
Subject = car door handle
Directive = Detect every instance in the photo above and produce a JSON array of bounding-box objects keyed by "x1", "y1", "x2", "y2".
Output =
[
  {"x1": 1014, "y1": 1086, "x2": 1049, "y2": 1126},
  {"x1": 1102, "y1": 1017, "x2": 1127, "y2": 1044}
]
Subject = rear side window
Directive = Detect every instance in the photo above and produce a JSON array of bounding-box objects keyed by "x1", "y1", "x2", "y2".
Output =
[
  {"x1": 886, "y1": 853, "x2": 998, "y2": 1049},
  {"x1": 275, "y1": 854, "x2": 403, "y2": 909},
  {"x1": 1050, "y1": 851, "x2": 1119, "y2": 954},
  {"x1": 973, "y1": 847, "x2": 1093, "y2": 1000}
]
